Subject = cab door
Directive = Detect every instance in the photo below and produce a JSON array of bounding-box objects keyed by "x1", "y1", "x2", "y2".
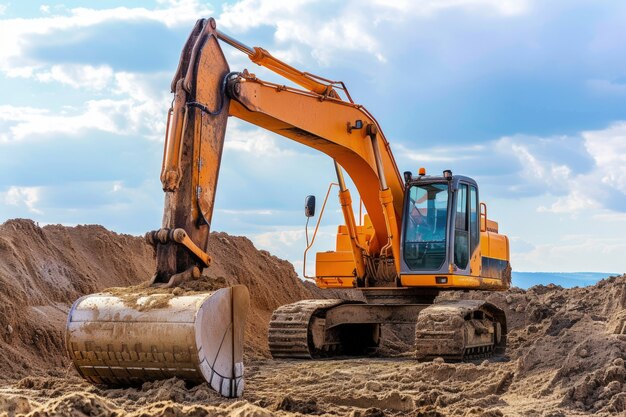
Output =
[
  {"x1": 453, "y1": 183, "x2": 470, "y2": 272},
  {"x1": 468, "y1": 185, "x2": 481, "y2": 275},
  {"x1": 453, "y1": 182, "x2": 480, "y2": 275}
]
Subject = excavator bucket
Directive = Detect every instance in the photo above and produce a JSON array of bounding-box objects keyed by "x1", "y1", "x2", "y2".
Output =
[
  {"x1": 65, "y1": 18, "x2": 247, "y2": 397},
  {"x1": 66, "y1": 285, "x2": 249, "y2": 397}
]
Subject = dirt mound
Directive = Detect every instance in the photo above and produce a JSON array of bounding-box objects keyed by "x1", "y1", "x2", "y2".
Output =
[
  {"x1": 0, "y1": 219, "x2": 624, "y2": 416},
  {"x1": 0, "y1": 219, "x2": 311, "y2": 380},
  {"x1": 440, "y1": 276, "x2": 626, "y2": 414},
  {"x1": 0, "y1": 219, "x2": 153, "y2": 381},
  {"x1": 3, "y1": 376, "x2": 272, "y2": 417}
]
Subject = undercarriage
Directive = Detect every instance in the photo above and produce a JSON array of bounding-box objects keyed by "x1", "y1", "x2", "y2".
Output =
[{"x1": 268, "y1": 290, "x2": 507, "y2": 361}]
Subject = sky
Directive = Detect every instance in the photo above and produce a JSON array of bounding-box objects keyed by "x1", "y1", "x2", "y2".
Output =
[{"x1": 0, "y1": 0, "x2": 625, "y2": 276}]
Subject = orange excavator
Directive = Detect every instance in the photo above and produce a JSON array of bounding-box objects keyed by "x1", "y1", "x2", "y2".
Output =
[{"x1": 65, "y1": 18, "x2": 511, "y2": 398}]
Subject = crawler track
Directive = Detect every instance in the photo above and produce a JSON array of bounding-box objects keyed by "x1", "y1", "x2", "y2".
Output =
[
  {"x1": 268, "y1": 299, "x2": 346, "y2": 359},
  {"x1": 415, "y1": 300, "x2": 507, "y2": 362}
]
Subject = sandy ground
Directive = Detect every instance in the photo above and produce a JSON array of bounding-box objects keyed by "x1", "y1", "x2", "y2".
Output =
[{"x1": 0, "y1": 219, "x2": 624, "y2": 416}]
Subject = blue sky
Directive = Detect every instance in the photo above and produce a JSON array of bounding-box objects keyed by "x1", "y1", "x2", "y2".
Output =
[{"x1": 0, "y1": 0, "x2": 625, "y2": 275}]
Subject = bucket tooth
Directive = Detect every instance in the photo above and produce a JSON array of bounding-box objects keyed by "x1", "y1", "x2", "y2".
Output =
[{"x1": 66, "y1": 285, "x2": 250, "y2": 397}]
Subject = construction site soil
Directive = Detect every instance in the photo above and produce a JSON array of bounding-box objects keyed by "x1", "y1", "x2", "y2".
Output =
[{"x1": 0, "y1": 219, "x2": 624, "y2": 417}]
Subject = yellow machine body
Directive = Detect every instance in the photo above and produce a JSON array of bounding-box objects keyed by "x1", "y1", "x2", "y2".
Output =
[{"x1": 316, "y1": 218, "x2": 510, "y2": 290}]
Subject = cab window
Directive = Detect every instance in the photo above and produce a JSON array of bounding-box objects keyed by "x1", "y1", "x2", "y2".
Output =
[{"x1": 404, "y1": 183, "x2": 448, "y2": 270}]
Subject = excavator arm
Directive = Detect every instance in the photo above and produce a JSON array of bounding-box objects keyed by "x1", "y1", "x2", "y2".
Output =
[
  {"x1": 160, "y1": 18, "x2": 407, "y2": 283},
  {"x1": 154, "y1": 19, "x2": 232, "y2": 285}
]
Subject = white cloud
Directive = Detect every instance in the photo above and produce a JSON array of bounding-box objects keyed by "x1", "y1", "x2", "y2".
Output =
[
  {"x1": 0, "y1": 69, "x2": 171, "y2": 142},
  {"x1": 4, "y1": 186, "x2": 43, "y2": 214},
  {"x1": 501, "y1": 136, "x2": 573, "y2": 191},
  {"x1": 218, "y1": 0, "x2": 315, "y2": 32},
  {"x1": 377, "y1": 0, "x2": 529, "y2": 17},
  {"x1": 113, "y1": 71, "x2": 171, "y2": 140},
  {"x1": 219, "y1": 0, "x2": 383, "y2": 64},
  {"x1": 495, "y1": 123, "x2": 626, "y2": 215},
  {"x1": 112, "y1": 181, "x2": 123, "y2": 192},
  {"x1": 218, "y1": 208, "x2": 276, "y2": 215},
  {"x1": 592, "y1": 211, "x2": 626, "y2": 222},
  {"x1": 0, "y1": 5, "x2": 6, "y2": 16},
  {"x1": 587, "y1": 79, "x2": 626, "y2": 96},
  {"x1": 0, "y1": 101, "x2": 127, "y2": 141},
  {"x1": 396, "y1": 143, "x2": 484, "y2": 163},
  {"x1": 0, "y1": 1, "x2": 212, "y2": 75},
  {"x1": 582, "y1": 122, "x2": 626, "y2": 194},
  {"x1": 253, "y1": 228, "x2": 305, "y2": 250},
  {"x1": 537, "y1": 189, "x2": 599, "y2": 214},
  {"x1": 249, "y1": 225, "x2": 338, "y2": 277},
  {"x1": 515, "y1": 235, "x2": 626, "y2": 272},
  {"x1": 218, "y1": 0, "x2": 528, "y2": 65},
  {"x1": 0, "y1": 2, "x2": 208, "y2": 145},
  {"x1": 224, "y1": 121, "x2": 299, "y2": 156},
  {"x1": 35, "y1": 64, "x2": 114, "y2": 90},
  {"x1": 0, "y1": 180, "x2": 164, "y2": 235},
  {"x1": 522, "y1": 123, "x2": 626, "y2": 214},
  {"x1": 0, "y1": 105, "x2": 48, "y2": 121},
  {"x1": 394, "y1": 124, "x2": 626, "y2": 216}
]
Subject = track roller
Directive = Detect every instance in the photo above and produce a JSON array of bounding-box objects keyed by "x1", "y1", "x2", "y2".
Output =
[{"x1": 268, "y1": 299, "x2": 380, "y2": 359}]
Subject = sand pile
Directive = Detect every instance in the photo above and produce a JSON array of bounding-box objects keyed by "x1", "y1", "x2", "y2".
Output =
[
  {"x1": 0, "y1": 219, "x2": 624, "y2": 416},
  {"x1": 0, "y1": 219, "x2": 153, "y2": 380},
  {"x1": 0, "y1": 219, "x2": 313, "y2": 379},
  {"x1": 440, "y1": 277, "x2": 625, "y2": 414}
]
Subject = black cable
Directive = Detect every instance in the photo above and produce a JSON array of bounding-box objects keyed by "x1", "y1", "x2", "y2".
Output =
[{"x1": 187, "y1": 71, "x2": 241, "y2": 116}]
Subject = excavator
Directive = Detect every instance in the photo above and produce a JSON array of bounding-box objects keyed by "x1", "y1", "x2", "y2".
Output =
[{"x1": 65, "y1": 18, "x2": 511, "y2": 398}]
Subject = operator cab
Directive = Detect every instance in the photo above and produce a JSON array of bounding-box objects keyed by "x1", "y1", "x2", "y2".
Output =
[{"x1": 399, "y1": 169, "x2": 507, "y2": 288}]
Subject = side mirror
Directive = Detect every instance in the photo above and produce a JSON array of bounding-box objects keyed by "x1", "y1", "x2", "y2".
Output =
[{"x1": 304, "y1": 195, "x2": 316, "y2": 218}]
